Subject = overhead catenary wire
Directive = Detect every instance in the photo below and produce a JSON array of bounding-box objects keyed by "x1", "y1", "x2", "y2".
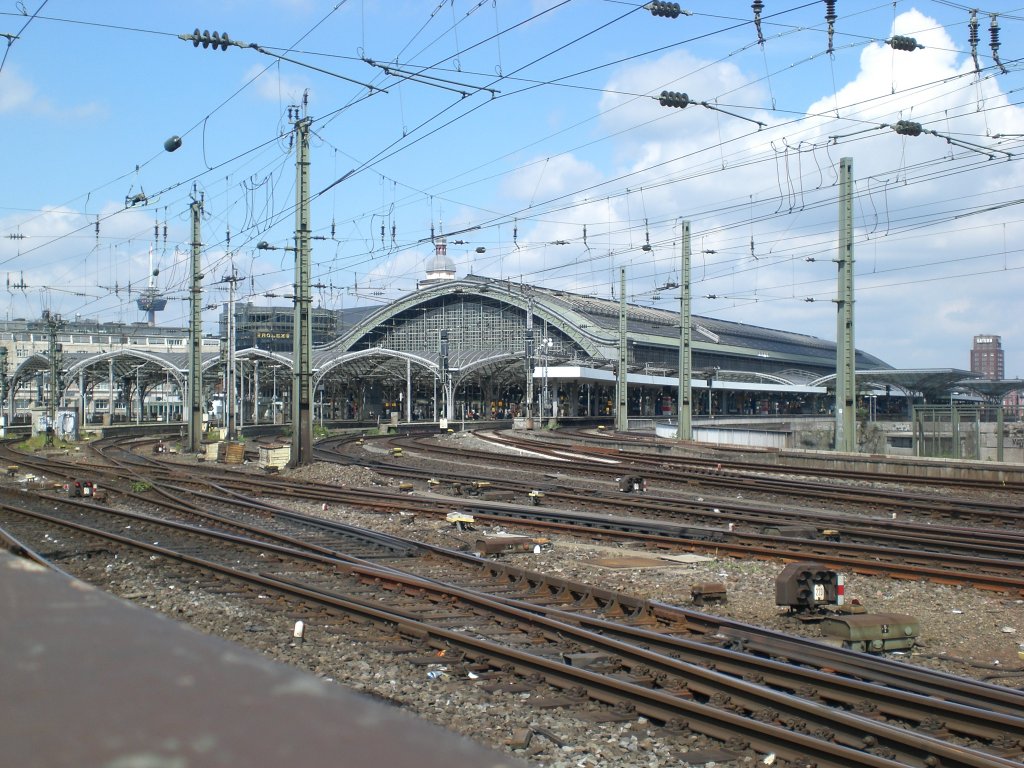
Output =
[{"x1": 2, "y1": 2, "x2": 1022, "y2": 339}]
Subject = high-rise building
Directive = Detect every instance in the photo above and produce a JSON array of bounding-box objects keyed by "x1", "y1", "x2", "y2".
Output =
[{"x1": 970, "y1": 334, "x2": 1004, "y2": 380}]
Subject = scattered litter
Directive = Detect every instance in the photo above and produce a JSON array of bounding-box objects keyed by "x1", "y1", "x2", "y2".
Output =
[
  {"x1": 1001, "y1": 627, "x2": 1017, "y2": 634},
  {"x1": 658, "y1": 553, "x2": 713, "y2": 564},
  {"x1": 426, "y1": 665, "x2": 449, "y2": 681},
  {"x1": 445, "y1": 511, "x2": 475, "y2": 531}
]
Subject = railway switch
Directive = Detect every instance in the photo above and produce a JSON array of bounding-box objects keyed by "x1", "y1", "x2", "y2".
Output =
[
  {"x1": 472, "y1": 535, "x2": 549, "y2": 557},
  {"x1": 819, "y1": 613, "x2": 919, "y2": 653},
  {"x1": 775, "y1": 562, "x2": 844, "y2": 612},
  {"x1": 691, "y1": 582, "x2": 727, "y2": 606}
]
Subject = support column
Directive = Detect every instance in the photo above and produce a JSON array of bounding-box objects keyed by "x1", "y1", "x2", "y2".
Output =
[
  {"x1": 615, "y1": 267, "x2": 628, "y2": 432},
  {"x1": 834, "y1": 156, "x2": 857, "y2": 452},
  {"x1": 187, "y1": 197, "x2": 204, "y2": 452},
  {"x1": 678, "y1": 220, "x2": 692, "y2": 441},
  {"x1": 406, "y1": 359, "x2": 412, "y2": 423},
  {"x1": 292, "y1": 114, "x2": 314, "y2": 465}
]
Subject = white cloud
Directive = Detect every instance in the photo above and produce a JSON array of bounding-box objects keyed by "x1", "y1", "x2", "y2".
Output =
[
  {"x1": 0, "y1": 67, "x2": 34, "y2": 112},
  {"x1": 506, "y1": 10, "x2": 1024, "y2": 373},
  {"x1": 0, "y1": 66, "x2": 102, "y2": 118},
  {"x1": 243, "y1": 63, "x2": 313, "y2": 105},
  {"x1": 500, "y1": 154, "x2": 601, "y2": 204}
]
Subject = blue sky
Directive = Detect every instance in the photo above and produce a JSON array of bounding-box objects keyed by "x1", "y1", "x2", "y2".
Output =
[{"x1": 1, "y1": 1, "x2": 1022, "y2": 378}]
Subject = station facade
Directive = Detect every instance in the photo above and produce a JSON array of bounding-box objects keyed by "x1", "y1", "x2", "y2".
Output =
[{"x1": 1, "y1": 266, "x2": 903, "y2": 434}]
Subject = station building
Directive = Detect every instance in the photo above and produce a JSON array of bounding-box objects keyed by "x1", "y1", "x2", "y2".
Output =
[{"x1": 1, "y1": 243, "x2": 1013, "y2": 446}]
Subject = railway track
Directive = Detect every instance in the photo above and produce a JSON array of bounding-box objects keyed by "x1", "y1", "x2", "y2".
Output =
[
  {"x1": 400, "y1": 429, "x2": 1024, "y2": 525},
  {"x1": 537, "y1": 425, "x2": 1024, "y2": 494},
  {"x1": 6, "y1": 437, "x2": 1024, "y2": 594},
  {"x1": 3, "y1": 482, "x2": 1024, "y2": 768}
]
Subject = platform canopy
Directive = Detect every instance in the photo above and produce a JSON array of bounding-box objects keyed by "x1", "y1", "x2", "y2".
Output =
[
  {"x1": 957, "y1": 378, "x2": 1024, "y2": 400},
  {"x1": 811, "y1": 369, "x2": 981, "y2": 402}
]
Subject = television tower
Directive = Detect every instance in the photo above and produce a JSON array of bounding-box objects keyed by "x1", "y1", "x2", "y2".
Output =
[{"x1": 136, "y1": 246, "x2": 167, "y2": 326}]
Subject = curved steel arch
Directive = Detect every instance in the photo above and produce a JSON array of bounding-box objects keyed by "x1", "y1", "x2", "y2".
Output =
[
  {"x1": 314, "y1": 347, "x2": 439, "y2": 388},
  {"x1": 450, "y1": 351, "x2": 523, "y2": 385},
  {"x1": 63, "y1": 349, "x2": 188, "y2": 388},
  {"x1": 716, "y1": 370, "x2": 803, "y2": 387},
  {"x1": 10, "y1": 352, "x2": 56, "y2": 384},
  {"x1": 234, "y1": 347, "x2": 294, "y2": 368},
  {"x1": 329, "y1": 279, "x2": 607, "y2": 362}
]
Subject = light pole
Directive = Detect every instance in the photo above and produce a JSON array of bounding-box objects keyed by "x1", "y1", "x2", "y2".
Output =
[
  {"x1": 0, "y1": 347, "x2": 8, "y2": 437},
  {"x1": 216, "y1": 268, "x2": 243, "y2": 440},
  {"x1": 163, "y1": 137, "x2": 204, "y2": 452},
  {"x1": 132, "y1": 364, "x2": 146, "y2": 425},
  {"x1": 272, "y1": 365, "x2": 278, "y2": 423},
  {"x1": 703, "y1": 366, "x2": 719, "y2": 417},
  {"x1": 252, "y1": 359, "x2": 259, "y2": 425},
  {"x1": 541, "y1": 337, "x2": 553, "y2": 418},
  {"x1": 42, "y1": 310, "x2": 65, "y2": 444}
]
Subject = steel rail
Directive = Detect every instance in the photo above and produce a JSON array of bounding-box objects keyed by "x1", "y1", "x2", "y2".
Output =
[{"x1": 3, "y1": 501, "x2": 1018, "y2": 768}]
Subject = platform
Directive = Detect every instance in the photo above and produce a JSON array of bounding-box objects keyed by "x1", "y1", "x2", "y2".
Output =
[{"x1": 0, "y1": 551, "x2": 525, "y2": 768}]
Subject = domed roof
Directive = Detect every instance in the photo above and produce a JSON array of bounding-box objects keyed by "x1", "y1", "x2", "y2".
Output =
[{"x1": 425, "y1": 251, "x2": 455, "y2": 274}]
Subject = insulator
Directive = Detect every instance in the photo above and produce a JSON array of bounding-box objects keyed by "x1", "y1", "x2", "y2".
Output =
[
  {"x1": 192, "y1": 27, "x2": 201, "y2": 48},
  {"x1": 752, "y1": 0, "x2": 764, "y2": 45},
  {"x1": 658, "y1": 90, "x2": 690, "y2": 109},
  {"x1": 990, "y1": 14, "x2": 1007, "y2": 74},
  {"x1": 888, "y1": 35, "x2": 920, "y2": 52},
  {"x1": 968, "y1": 10, "x2": 980, "y2": 73},
  {"x1": 825, "y1": 0, "x2": 837, "y2": 54},
  {"x1": 648, "y1": 1, "x2": 681, "y2": 18},
  {"x1": 893, "y1": 120, "x2": 922, "y2": 137}
]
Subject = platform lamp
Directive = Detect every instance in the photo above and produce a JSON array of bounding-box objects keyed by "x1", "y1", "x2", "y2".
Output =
[
  {"x1": 165, "y1": 134, "x2": 205, "y2": 453},
  {"x1": 0, "y1": 347, "x2": 7, "y2": 437}
]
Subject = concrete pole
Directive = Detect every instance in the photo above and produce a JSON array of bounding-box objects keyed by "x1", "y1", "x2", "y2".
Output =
[
  {"x1": 406, "y1": 358, "x2": 412, "y2": 423},
  {"x1": 525, "y1": 297, "x2": 534, "y2": 422},
  {"x1": 834, "y1": 157, "x2": 857, "y2": 452},
  {"x1": 616, "y1": 267, "x2": 628, "y2": 432},
  {"x1": 678, "y1": 220, "x2": 692, "y2": 442},
  {"x1": 188, "y1": 197, "x2": 204, "y2": 452},
  {"x1": 292, "y1": 114, "x2": 314, "y2": 465}
]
